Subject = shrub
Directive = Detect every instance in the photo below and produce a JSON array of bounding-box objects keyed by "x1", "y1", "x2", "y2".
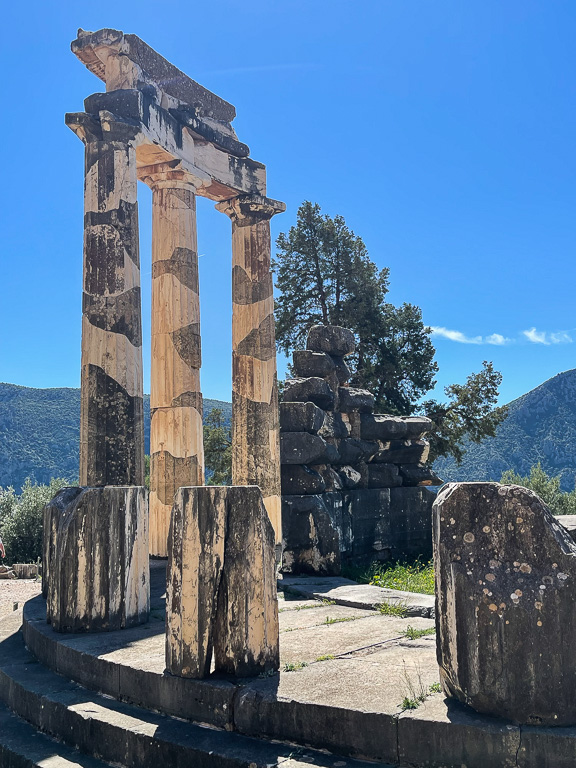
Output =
[{"x1": 0, "y1": 478, "x2": 69, "y2": 564}]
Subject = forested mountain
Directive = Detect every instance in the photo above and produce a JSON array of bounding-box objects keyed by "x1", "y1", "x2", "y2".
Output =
[
  {"x1": 435, "y1": 369, "x2": 576, "y2": 491},
  {"x1": 0, "y1": 383, "x2": 231, "y2": 489}
]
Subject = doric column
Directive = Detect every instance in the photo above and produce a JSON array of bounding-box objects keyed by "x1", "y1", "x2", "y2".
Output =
[
  {"x1": 78, "y1": 116, "x2": 144, "y2": 486},
  {"x1": 215, "y1": 194, "x2": 285, "y2": 544},
  {"x1": 140, "y1": 165, "x2": 204, "y2": 557}
]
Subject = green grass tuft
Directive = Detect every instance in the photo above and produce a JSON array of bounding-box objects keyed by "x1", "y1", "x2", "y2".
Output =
[
  {"x1": 315, "y1": 654, "x2": 335, "y2": 662},
  {"x1": 429, "y1": 682, "x2": 442, "y2": 694},
  {"x1": 403, "y1": 625, "x2": 436, "y2": 640},
  {"x1": 324, "y1": 615, "x2": 357, "y2": 625},
  {"x1": 283, "y1": 661, "x2": 309, "y2": 672},
  {"x1": 369, "y1": 559, "x2": 435, "y2": 595},
  {"x1": 376, "y1": 601, "x2": 408, "y2": 618}
]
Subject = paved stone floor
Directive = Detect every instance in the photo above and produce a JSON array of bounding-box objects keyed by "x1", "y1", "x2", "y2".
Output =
[{"x1": 0, "y1": 579, "x2": 41, "y2": 618}]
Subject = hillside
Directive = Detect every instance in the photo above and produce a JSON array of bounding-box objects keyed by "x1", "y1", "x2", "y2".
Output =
[
  {"x1": 0, "y1": 383, "x2": 231, "y2": 489},
  {"x1": 435, "y1": 369, "x2": 576, "y2": 491}
]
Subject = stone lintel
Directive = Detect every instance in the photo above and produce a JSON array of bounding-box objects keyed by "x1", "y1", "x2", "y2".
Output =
[
  {"x1": 71, "y1": 28, "x2": 236, "y2": 123},
  {"x1": 68, "y1": 90, "x2": 267, "y2": 200},
  {"x1": 216, "y1": 194, "x2": 286, "y2": 226}
]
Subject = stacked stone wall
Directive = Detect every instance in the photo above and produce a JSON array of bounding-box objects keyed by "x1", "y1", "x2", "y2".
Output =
[{"x1": 280, "y1": 325, "x2": 441, "y2": 574}]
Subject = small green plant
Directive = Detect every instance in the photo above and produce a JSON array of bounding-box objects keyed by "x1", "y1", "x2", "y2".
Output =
[
  {"x1": 279, "y1": 599, "x2": 336, "y2": 613},
  {"x1": 429, "y1": 682, "x2": 442, "y2": 694},
  {"x1": 376, "y1": 601, "x2": 408, "y2": 618},
  {"x1": 403, "y1": 625, "x2": 436, "y2": 640},
  {"x1": 370, "y1": 559, "x2": 435, "y2": 595},
  {"x1": 283, "y1": 661, "x2": 309, "y2": 672},
  {"x1": 399, "y1": 662, "x2": 428, "y2": 711},
  {"x1": 315, "y1": 654, "x2": 335, "y2": 662},
  {"x1": 324, "y1": 615, "x2": 357, "y2": 625}
]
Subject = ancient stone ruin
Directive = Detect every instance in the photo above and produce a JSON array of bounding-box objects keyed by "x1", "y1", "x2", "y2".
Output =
[
  {"x1": 41, "y1": 27, "x2": 280, "y2": 672},
  {"x1": 434, "y1": 481, "x2": 576, "y2": 726},
  {"x1": 281, "y1": 324, "x2": 441, "y2": 574}
]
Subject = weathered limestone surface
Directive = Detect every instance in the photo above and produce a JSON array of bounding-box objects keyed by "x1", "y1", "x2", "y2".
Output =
[
  {"x1": 167, "y1": 486, "x2": 279, "y2": 678},
  {"x1": 216, "y1": 196, "x2": 285, "y2": 544},
  {"x1": 44, "y1": 486, "x2": 149, "y2": 632},
  {"x1": 142, "y1": 168, "x2": 205, "y2": 557},
  {"x1": 77, "y1": 115, "x2": 145, "y2": 487},
  {"x1": 434, "y1": 481, "x2": 576, "y2": 726}
]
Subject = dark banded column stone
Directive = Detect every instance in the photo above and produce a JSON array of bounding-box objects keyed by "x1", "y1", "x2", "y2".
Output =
[
  {"x1": 141, "y1": 166, "x2": 205, "y2": 557},
  {"x1": 216, "y1": 195, "x2": 285, "y2": 544},
  {"x1": 79, "y1": 120, "x2": 144, "y2": 486}
]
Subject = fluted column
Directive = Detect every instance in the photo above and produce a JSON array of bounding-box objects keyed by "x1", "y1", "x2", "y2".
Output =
[
  {"x1": 79, "y1": 122, "x2": 144, "y2": 486},
  {"x1": 216, "y1": 194, "x2": 285, "y2": 544},
  {"x1": 141, "y1": 167, "x2": 204, "y2": 557}
]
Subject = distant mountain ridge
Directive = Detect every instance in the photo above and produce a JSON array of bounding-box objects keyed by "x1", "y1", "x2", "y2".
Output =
[
  {"x1": 435, "y1": 369, "x2": 576, "y2": 491},
  {"x1": 0, "y1": 383, "x2": 231, "y2": 489}
]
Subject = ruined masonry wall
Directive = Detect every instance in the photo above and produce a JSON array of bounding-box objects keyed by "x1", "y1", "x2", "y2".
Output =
[{"x1": 280, "y1": 325, "x2": 441, "y2": 574}]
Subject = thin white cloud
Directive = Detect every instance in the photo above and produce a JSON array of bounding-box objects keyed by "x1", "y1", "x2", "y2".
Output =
[
  {"x1": 431, "y1": 327, "x2": 512, "y2": 345},
  {"x1": 523, "y1": 327, "x2": 573, "y2": 345}
]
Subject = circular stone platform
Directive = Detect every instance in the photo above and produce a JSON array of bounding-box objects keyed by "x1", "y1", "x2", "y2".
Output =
[{"x1": 14, "y1": 562, "x2": 575, "y2": 767}]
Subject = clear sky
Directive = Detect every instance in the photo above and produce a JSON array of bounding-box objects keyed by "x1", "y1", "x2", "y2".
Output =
[{"x1": 2, "y1": 1, "x2": 575, "y2": 406}]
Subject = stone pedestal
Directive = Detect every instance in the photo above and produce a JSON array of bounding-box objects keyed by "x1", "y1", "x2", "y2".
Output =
[
  {"x1": 166, "y1": 485, "x2": 279, "y2": 678},
  {"x1": 79, "y1": 123, "x2": 144, "y2": 486},
  {"x1": 434, "y1": 481, "x2": 576, "y2": 726},
  {"x1": 216, "y1": 195, "x2": 285, "y2": 544},
  {"x1": 141, "y1": 167, "x2": 205, "y2": 557},
  {"x1": 44, "y1": 486, "x2": 149, "y2": 632}
]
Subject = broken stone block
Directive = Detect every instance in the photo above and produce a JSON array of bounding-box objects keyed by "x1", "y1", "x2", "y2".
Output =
[
  {"x1": 338, "y1": 465, "x2": 362, "y2": 489},
  {"x1": 0, "y1": 568, "x2": 16, "y2": 580},
  {"x1": 280, "y1": 432, "x2": 331, "y2": 465},
  {"x1": 404, "y1": 416, "x2": 433, "y2": 438},
  {"x1": 360, "y1": 413, "x2": 408, "y2": 441},
  {"x1": 282, "y1": 377, "x2": 335, "y2": 410},
  {"x1": 367, "y1": 463, "x2": 402, "y2": 488},
  {"x1": 292, "y1": 350, "x2": 335, "y2": 378},
  {"x1": 280, "y1": 401, "x2": 325, "y2": 434},
  {"x1": 370, "y1": 439, "x2": 430, "y2": 465},
  {"x1": 44, "y1": 486, "x2": 149, "y2": 633},
  {"x1": 319, "y1": 466, "x2": 344, "y2": 492},
  {"x1": 281, "y1": 464, "x2": 326, "y2": 495},
  {"x1": 336, "y1": 438, "x2": 379, "y2": 464},
  {"x1": 306, "y1": 325, "x2": 356, "y2": 356},
  {"x1": 167, "y1": 486, "x2": 279, "y2": 678},
  {"x1": 338, "y1": 387, "x2": 375, "y2": 413},
  {"x1": 281, "y1": 494, "x2": 341, "y2": 575},
  {"x1": 332, "y1": 355, "x2": 351, "y2": 384},
  {"x1": 434, "y1": 481, "x2": 576, "y2": 726},
  {"x1": 399, "y1": 464, "x2": 442, "y2": 486},
  {"x1": 318, "y1": 410, "x2": 349, "y2": 440}
]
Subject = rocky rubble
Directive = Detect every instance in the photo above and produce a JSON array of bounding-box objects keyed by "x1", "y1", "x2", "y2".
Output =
[{"x1": 280, "y1": 325, "x2": 441, "y2": 575}]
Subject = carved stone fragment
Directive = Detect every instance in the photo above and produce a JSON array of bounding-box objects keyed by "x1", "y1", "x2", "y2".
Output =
[
  {"x1": 44, "y1": 487, "x2": 149, "y2": 633},
  {"x1": 435, "y1": 482, "x2": 576, "y2": 726},
  {"x1": 338, "y1": 387, "x2": 375, "y2": 413},
  {"x1": 292, "y1": 350, "x2": 335, "y2": 378},
  {"x1": 166, "y1": 486, "x2": 279, "y2": 678},
  {"x1": 283, "y1": 377, "x2": 335, "y2": 410},
  {"x1": 280, "y1": 401, "x2": 325, "y2": 434},
  {"x1": 360, "y1": 413, "x2": 408, "y2": 441},
  {"x1": 306, "y1": 325, "x2": 356, "y2": 356}
]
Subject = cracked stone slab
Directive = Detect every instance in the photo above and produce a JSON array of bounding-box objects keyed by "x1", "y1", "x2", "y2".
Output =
[{"x1": 280, "y1": 576, "x2": 435, "y2": 617}]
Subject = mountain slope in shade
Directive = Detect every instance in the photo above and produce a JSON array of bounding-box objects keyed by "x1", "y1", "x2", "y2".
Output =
[
  {"x1": 0, "y1": 382, "x2": 231, "y2": 489},
  {"x1": 435, "y1": 369, "x2": 576, "y2": 491}
]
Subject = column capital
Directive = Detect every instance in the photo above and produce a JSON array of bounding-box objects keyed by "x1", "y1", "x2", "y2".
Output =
[
  {"x1": 215, "y1": 194, "x2": 286, "y2": 226},
  {"x1": 138, "y1": 161, "x2": 205, "y2": 191}
]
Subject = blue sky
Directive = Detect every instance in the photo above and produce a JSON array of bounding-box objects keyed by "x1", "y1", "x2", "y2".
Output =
[{"x1": 2, "y1": 0, "x2": 576, "y2": 406}]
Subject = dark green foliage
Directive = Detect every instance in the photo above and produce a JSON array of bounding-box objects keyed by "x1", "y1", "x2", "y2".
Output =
[
  {"x1": 435, "y1": 370, "x2": 576, "y2": 490},
  {"x1": 500, "y1": 463, "x2": 576, "y2": 516},
  {"x1": 0, "y1": 383, "x2": 231, "y2": 489},
  {"x1": 274, "y1": 201, "x2": 505, "y2": 462},
  {"x1": 0, "y1": 478, "x2": 69, "y2": 564},
  {"x1": 203, "y1": 408, "x2": 232, "y2": 485},
  {"x1": 423, "y1": 362, "x2": 507, "y2": 464}
]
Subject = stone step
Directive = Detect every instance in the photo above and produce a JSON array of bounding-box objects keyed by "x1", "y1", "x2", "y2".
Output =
[
  {"x1": 0, "y1": 700, "x2": 114, "y2": 767},
  {"x1": 0, "y1": 618, "x2": 392, "y2": 768}
]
